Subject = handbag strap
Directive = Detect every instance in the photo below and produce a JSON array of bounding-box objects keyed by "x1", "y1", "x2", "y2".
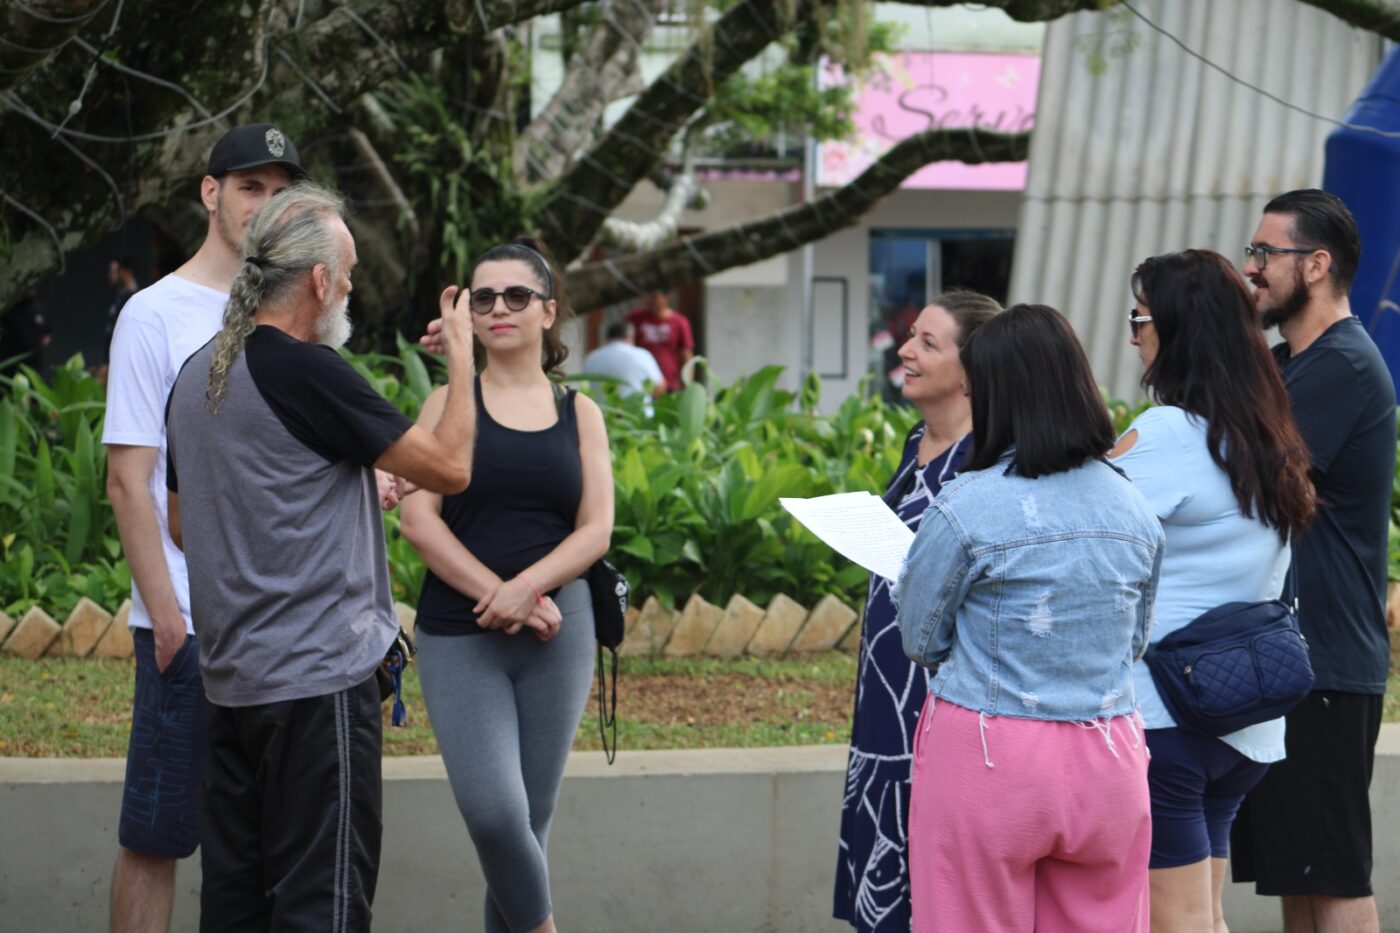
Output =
[
  {"x1": 1286, "y1": 541, "x2": 1298, "y2": 612},
  {"x1": 597, "y1": 643, "x2": 618, "y2": 764}
]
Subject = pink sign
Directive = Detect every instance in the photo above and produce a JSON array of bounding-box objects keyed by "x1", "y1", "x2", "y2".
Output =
[{"x1": 817, "y1": 52, "x2": 1039, "y2": 191}]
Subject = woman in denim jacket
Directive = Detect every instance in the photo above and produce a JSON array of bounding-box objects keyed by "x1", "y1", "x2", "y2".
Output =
[{"x1": 895, "y1": 304, "x2": 1165, "y2": 933}]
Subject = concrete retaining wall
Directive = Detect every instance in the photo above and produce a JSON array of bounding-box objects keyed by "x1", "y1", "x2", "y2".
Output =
[{"x1": 3, "y1": 728, "x2": 1397, "y2": 932}]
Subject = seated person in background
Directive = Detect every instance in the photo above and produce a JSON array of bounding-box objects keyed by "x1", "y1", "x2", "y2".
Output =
[{"x1": 582, "y1": 320, "x2": 664, "y2": 403}]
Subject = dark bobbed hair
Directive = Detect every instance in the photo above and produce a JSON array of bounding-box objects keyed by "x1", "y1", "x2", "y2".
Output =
[
  {"x1": 1263, "y1": 189, "x2": 1361, "y2": 293},
  {"x1": 605, "y1": 320, "x2": 632, "y2": 341},
  {"x1": 470, "y1": 237, "x2": 571, "y2": 374},
  {"x1": 1132, "y1": 249, "x2": 1316, "y2": 540},
  {"x1": 960, "y1": 304, "x2": 1115, "y2": 478},
  {"x1": 927, "y1": 288, "x2": 1002, "y2": 345}
]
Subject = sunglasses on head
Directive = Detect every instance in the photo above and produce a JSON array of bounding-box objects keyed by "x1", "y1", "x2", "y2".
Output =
[{"x1": 468, "y1": 285, "x2": 549, "y2": 315}]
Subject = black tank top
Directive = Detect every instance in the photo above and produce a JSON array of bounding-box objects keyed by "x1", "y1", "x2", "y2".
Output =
[{"x1": 415, "y1": 378, "x2": 583, "y2": 636}]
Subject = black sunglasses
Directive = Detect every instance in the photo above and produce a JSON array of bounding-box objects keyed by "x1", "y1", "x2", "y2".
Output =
[
  {"x1": 1128, "y1": 309, "x2": 1153, "y2": 337},
  {"x1": 469, "y1": 285, "x2": 549, "y2": 314}
]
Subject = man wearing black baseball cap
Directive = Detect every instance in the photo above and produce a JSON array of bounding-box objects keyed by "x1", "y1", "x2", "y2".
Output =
[{"x1": 103, "y1": 123, "x2": 303, "y2": 933}]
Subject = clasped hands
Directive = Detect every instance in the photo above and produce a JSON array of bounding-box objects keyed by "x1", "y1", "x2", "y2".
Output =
[{"x1": 475, "y1": 576, "x2": 562, "y2": 641}]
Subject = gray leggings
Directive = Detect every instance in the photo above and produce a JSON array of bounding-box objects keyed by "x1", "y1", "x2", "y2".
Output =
[{"x1": 416, "y1": 578, "x2": 595, "y2": 932}]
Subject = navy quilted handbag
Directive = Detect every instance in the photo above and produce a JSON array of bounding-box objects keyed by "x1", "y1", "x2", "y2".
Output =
[{"x1": 1144, "y1": 595, "x2": 1313, "y2": 737}]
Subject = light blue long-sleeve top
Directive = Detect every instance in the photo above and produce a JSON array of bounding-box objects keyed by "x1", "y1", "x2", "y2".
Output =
[{"x1": 1112, "y1": 405, "x2": 1289, "y2": 763}]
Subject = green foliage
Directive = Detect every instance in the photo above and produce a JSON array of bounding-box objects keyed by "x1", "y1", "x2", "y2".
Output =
[
  {"x1": 1103, "y1": 389, "x2": 1152, "y2": 437},
  {"x1": 696, "y1": 0, "x2": 899, "y2": 153},
  {"x1": 581, "y1": 362, "x2": 916, "y2": 608},
  {"x1": 1073, "y1": 6, "x2": 1142, "y2": 76},
  {"x1": 0, "y1": 358, "x2": 128, "y2": 618},
  {"x1": 375, "y1": 75, "x2": 532, "y2": 286},
  {"x1": 10, "y1": 353, "x2": 1400, "y2": 626},
  {"x1": 704, "y1": 66, "x2": 856, "y2": 150},
  {"x1": 339, "y1": 337, "x2": 443, "y2": 604}
]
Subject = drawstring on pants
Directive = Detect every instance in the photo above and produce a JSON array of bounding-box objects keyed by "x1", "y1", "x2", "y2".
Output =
[
  {"x1": 1074, "y1": 718, "x2": 1122, "y2": 758},
  {"x1": 978, "y1": 711, "x2": 995, "y2": 769}
]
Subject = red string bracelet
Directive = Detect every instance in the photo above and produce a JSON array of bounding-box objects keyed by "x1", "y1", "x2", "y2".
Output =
[{"x1": 518, "y1": 573, "x2": 545, "y2": 605}]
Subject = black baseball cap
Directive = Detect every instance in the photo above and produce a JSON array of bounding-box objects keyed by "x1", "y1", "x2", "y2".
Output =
[{"x1": 206, "y1": 123, "x2": 306, "y2": 179}]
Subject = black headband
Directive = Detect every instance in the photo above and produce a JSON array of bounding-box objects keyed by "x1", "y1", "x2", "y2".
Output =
[{"x1": 513, "y1": 243, "x2": 554, "y2": 298}]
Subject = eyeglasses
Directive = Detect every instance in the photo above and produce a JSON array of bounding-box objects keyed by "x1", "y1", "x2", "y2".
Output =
[
  {"x1": 1244, "y1": 244, "x2": 1316, "y2": 270},
  {"x1": 1128, "y1": 310, "x2": 1153, "y2": 337},
  {"x1": 468, "y1": 285, "x2": 549, "y2": 314}
]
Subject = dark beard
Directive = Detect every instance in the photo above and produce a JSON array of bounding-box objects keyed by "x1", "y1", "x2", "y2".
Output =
[{"x1": 1260, "y1": 266, "x2": 1309, "y2": 330}]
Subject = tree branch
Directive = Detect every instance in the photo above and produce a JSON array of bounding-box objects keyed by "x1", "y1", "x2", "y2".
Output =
[
  {"x1": 598, "y1": 149, "x2": 702, "y2": 251},
  {"x1": 517, "y1": 0, "x2": 665, "y2": 184},
  {"x1": 566, "y1": 127, "x2": 1030, "y2": 310},
  {"x1": 1295, "y1": 0, "x2": 1400, "y2": 41},
  {"x1": 535, "y1": 0, "x2": 1108, "y2": 264},
  {"x1": 536, "y1": 0, "x2": 809, "y2": 262},
  {"x1": 0, "y1": 0, "x2": 110, "y2": 95}
]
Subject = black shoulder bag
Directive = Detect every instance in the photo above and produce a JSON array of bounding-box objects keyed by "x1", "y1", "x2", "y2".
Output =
[
  {"x1": 1143, "y1": 555, "x2": 1313, "y2": 737},
  {"x1": 588, "y1": 559, "x2": 628, "y2": 763}
]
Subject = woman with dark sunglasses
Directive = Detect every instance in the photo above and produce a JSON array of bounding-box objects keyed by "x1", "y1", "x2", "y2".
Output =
[
  {"x1": 401, "y1": 238, "x2": 614, "y2": 933},
  {"x1": 1111, "y1": 249, "x2": 1315, "y2": 932}
]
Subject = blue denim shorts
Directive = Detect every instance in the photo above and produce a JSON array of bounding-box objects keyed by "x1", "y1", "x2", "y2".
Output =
[
  {"x1": 118, "y1": 628, "x2": 206, "y2": 858},
  {"x1": 1145, "y1": 727, "x2": 1269, "y2": 869}
]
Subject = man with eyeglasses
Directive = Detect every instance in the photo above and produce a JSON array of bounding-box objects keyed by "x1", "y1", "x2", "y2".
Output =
[{"x1": 1230, "y1": 189, "x2": 1395, "y2": 933}]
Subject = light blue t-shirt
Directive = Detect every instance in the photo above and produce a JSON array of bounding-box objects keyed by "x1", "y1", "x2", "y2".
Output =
[{"x1": 1113, "y1": 405, "x2": 1289, "y2": 763}]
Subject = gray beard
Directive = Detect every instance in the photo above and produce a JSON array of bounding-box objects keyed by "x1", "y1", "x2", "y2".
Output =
[{"x1": 315, "y1": 295, "x2": 353, "y2": 348}]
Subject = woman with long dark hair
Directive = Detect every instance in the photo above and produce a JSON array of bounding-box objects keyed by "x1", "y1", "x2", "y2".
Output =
[
  {"x1": 1111, "y1": 249, "x2": 1315, "y2": 932},
  {"x1": 834, "y1": 290, "x2": 1001, "y2": 933},
  {"x1": 897, "y1": 304, "x2": 1163, "y2": 932},
  {"x1": 401, "y1": 238, "x2": 614, "y2": 933}
]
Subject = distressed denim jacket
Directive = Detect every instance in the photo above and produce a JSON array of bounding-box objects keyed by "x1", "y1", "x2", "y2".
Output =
[{"x1": 894, "y1": 453, "x2": 1164, "y2": 722}]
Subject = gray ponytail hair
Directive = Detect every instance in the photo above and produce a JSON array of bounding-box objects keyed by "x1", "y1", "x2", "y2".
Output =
[{"x1": 206, "y1": 183, "x2": 348, "y2": 411}]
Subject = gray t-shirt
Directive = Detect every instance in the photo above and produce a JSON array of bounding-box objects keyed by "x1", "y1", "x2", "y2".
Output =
[{"x1": 166, "y1": 326, "x2": 412, "y2": 706}]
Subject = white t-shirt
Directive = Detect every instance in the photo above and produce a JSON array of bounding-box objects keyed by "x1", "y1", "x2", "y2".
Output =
[
  {"x1": 1112, "y1": 405, "x2": 1290, "y2": 763},
  {"x1": 582, "y1": 340, "x2": 664, "y2": 399},
  {"x1": 102, "y1": 274, "x2": 228, "y2": 634}
]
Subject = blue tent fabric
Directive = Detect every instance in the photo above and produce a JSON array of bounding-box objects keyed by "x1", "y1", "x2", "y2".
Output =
[{"x1": 1325, "y1": 46, "x2": 1400, "y2": 393}]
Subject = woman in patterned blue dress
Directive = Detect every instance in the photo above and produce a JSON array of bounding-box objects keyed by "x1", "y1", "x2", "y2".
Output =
[{"x1": 834, "y1": 291, "x2": 1002, "y2": 933}]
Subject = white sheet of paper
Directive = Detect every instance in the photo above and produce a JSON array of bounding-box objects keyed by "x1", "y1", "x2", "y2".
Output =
[{"x1": 779, "y1": 492, "x2": 915, "y2": 582}]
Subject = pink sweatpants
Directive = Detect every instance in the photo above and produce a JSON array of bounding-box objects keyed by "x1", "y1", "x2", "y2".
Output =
[{"x1": 908, "y1": 697, "x2": 1151, "y2": 933}]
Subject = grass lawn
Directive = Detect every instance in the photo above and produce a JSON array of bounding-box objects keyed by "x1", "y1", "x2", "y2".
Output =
[
  {"x1": 0, "y1": 652, "x2": 857, "y2": 758},
  {"x1": 4, "y1": 631, "x2": 1397, "y2": 759}
]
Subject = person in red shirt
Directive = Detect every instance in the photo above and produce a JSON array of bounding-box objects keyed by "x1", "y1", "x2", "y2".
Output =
[{"x1": 624, "y1": 291, "x2": 694, "y2": 392}]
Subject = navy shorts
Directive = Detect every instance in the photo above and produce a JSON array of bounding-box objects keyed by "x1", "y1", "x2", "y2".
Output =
[
  {"x1": 1145, "y1": 727, "x2": 1269, "y2": 869},
  {"x1": 118, "y1": 628, "x2": 207, "y2": 859}
]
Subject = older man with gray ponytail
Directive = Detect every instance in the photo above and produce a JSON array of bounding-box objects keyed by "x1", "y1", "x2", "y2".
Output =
[
  {"x1": 164, "y1": 182, "x2": 478, "y2": 932},
  {"x1": 104, "y1": 123, "x2": 304, "y2": 933}
]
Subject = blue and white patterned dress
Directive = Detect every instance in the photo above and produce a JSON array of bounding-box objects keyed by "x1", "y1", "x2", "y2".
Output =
[{"x1": 833, "y1": 425, "x2": 969, "y2": 933}]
